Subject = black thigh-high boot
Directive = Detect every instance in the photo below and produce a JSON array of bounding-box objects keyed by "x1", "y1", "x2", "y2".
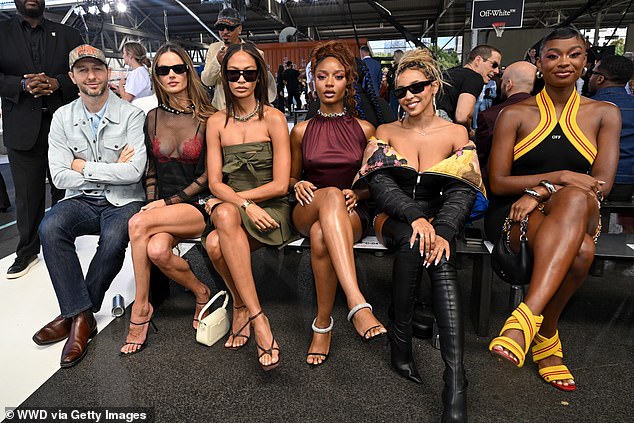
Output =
[
  {"x1": 428, "y1": 256, "x2": 467, "y2": 423},
  {"x1": 383, "y1": 220, "x2": 424, "y2": 384}
]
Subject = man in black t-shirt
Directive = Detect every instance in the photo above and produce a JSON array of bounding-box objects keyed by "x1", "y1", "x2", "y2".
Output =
[
  {"x1": 283, "y1": 60, "x2": 302, "y2": 111},
  {"x1": 436, "y1": 45, "x2": 502, "y2": 135}
]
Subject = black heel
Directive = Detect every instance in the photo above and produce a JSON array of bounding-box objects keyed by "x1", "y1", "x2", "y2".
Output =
[
  {"x1": 249, "y1": 310, "x2": 280, "y2": 371},
  {"x1": 388, "y1": 324, "x2": 423, "y2": 384},
  {"x1": 120, "y1": 315, "x2": 158, "y2": 356}
]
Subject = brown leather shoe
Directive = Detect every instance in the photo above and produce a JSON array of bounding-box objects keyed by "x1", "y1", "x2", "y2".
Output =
[
  {"x1": 33, "y1": 315, "x2": 72, "y2": 346},
  {"x1": 60, "y1": 311, "x2": 97, "y2": 368}
]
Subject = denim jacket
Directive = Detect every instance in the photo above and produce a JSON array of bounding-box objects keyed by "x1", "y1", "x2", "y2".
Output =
[
  {"x1": 48, "y1": 91, "x2": 147, "y2": 206},
  {"x1": 592, "y1": 86, "x2": 634, "y2": 184}
]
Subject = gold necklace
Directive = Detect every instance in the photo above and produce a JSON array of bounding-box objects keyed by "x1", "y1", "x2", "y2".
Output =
[{"x1": 402, "y1": 117, "x2": 429, "y2": 137}]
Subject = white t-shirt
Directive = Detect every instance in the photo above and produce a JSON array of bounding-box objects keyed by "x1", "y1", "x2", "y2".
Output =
[{"x1": 125, "y1": 66, "x2": 152, "y2": 99}]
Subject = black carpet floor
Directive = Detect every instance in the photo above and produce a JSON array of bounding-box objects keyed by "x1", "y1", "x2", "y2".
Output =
[{"x1": 19, "y1": 246, "x2": 634, "y2": 423}]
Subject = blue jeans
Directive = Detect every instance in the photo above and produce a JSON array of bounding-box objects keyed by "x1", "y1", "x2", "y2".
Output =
[{"x1": 39, "y1": 196, "x2": 143, "y2": 317}]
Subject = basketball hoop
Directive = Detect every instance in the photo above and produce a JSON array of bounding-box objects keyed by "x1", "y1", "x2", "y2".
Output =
[{"x1": 492, "y1": 22, "x2": 506, "y2": 38}]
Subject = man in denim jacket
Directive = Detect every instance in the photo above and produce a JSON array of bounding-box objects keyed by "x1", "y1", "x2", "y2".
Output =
[{"x1": 32, "y1": 45, "x2": 146, "y2": 368}]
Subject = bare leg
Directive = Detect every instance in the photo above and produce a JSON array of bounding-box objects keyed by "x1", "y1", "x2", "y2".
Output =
[
  {"x1": 204, "y1": 230, "x2": 250, "y2": 348},
  {"x1": 209, "y1": 204, "x2": 279, "y2": 367},
  {"x1": 146, "y1": 233, "x2": 210, "y2": 329},
  {"x1": 293, "y1": 188, "x2": 386, "y2": 343},
  {"x1": 305, "y1": 220, "x2": 338, "y2": 364},
  {"x1": 492, "y1": 188, "x2": 599, "y2": 368},
  {"x1": 122, "y1": 204, "x2": 206, "y2": 353}
]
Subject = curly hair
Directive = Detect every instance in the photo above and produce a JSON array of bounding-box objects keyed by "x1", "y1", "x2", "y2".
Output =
[
  {"x1": 396, "y1": 48, "x2": 446, "y2": 94},
  {"x1": 152, "y1": 42, "x2": 215, "y2": 124},
  {"x1": 310, "y1": 40, "x2": 358, "y2": 116}
]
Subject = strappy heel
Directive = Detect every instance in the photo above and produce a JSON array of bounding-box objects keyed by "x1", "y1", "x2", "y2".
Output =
[
  {"x1": 307, "y1": 316, "x2": 333, "y2": 366},
  {"x1": 532, "y1": 331, "x2": 576, "y2": 391},
  {"x1": 120, "y1": 316, "x2": 158, "y2": 356},
  {"x1": 489, "y1": 302, "x2": 543, "y2": 367},
  {"x1": 347, "y1": 302, "x2": 386, "y2": 341},
  {"x1": 193, "y1": 289, "x2": 212, "y2": 330},
  {"x1": 226, "y1": 305, "x2": 251, "y2": 350},
  {"x1": 249, "y1": 310, "x2": 280, "y2": 371}
]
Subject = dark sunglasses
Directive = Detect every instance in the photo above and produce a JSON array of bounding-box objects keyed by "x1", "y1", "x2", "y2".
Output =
[
  {"x1": 393, "y1": 80, "x2": 435, "y2": 99},
  {"x1": 226, "y1": 69, "x2": 258, "y2": 83},
  {"x1": 486, "y1": 59, "x2": 500, "y2": 69},
  {"x1": 155, "y1": 64, "x2": 188, "y2": 76},
  {"x1": 216, "y1": 24, "x2": 238, "y2": 32}
]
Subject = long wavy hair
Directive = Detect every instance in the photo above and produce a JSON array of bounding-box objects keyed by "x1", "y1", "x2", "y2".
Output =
[
  {"x1": 396, "y1": 48, "x2": 446, "y2": 95},
  {"x1": 151, "y1": 42, "x2": 215, "y2": 124},
  {"x1": 221, "y1": 42, "x2": 269, "y2": 126},
  {"x1": 310, "y1": 40, "x2": 358, "y2": 116}
]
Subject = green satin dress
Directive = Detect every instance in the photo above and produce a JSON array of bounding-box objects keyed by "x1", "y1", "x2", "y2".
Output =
[{"x1": 203, "y1": 141, "x2": 296, "y2": 247}]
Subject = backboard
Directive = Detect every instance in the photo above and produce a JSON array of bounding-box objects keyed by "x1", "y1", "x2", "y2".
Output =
[{"x1": 471, "y1": 0, "x2": 524, "y2": 30}]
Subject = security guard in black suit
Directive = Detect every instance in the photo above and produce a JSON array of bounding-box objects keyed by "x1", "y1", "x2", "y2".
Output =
[{"x1": 0, "y1": 0, "x2": 83, "y2": 278}]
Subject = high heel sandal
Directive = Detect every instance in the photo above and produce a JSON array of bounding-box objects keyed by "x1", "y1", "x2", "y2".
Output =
[
  {"x1": 120, "y1": 316, "x2": 158, "y2": 356},
  {"x1": 488, "y1": 302, "x2": 543, "y2": 368},
  {"x1": 249, "y1": 310, "x2": 280, "y2": 371},
  {"x1": 226, "y1": 305, "x2": 251, "y2": 350},
  {"x1": 306, "y1": 316, "x2": 333, "y2": 366},
  {"x1": 193, "y1": 289, "x2": 212, "y2": 330},
  {"x1": 347, "y1": 303, "x2": 386, "y2": 341},
  {"x1": 532, "y1": 331, "x2": 576, "y2": 392}
]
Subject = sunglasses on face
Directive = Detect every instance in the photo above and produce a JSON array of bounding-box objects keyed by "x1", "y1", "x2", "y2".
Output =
[
  {"x1": 393, "y1": 80, "x2": 435, "y2": 99},
  {"x1": 485, "y1": 59, "x2": 500, "y2": 69},
  {"x1": 216, "y1": 24, "x2": 238, "y2": 32},
  {"x1": 155, "y1": 64, "x2": 188, "y2": 76},
  {"x1": 226, "y1": 69, "x2": 258, "y2": 83}
]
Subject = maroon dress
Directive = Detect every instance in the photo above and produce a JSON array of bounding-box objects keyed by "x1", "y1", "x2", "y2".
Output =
[{"x1": 300, "y1": 113, "x2": 370, "y2": 232}]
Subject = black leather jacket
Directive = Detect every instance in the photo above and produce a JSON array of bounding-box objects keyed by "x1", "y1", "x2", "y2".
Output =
[{"x1": 368, "y1": 170, "x2": 476, "y2": 243}]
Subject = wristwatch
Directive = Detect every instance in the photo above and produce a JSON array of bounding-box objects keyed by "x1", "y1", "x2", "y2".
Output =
[{"x1": 241, "y1": 199, "x2": 254, "y2": 210}]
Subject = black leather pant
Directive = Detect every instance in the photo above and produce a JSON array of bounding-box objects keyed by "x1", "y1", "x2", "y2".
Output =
[{"x1": 382, "y1": 217, "x2": 467, "y2": 423}]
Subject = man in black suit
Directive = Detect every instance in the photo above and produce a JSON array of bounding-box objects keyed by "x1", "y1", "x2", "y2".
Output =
[{"x1": 0, "y1": 0, "x2": 83, "y2": 278}]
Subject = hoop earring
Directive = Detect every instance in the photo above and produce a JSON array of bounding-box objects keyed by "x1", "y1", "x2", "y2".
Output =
[
  {"x1": 536, "y1": 70, "x2": 543, "y2": 79},
  {"x1": 581, "y1": 67, "x2": 588, "y2": 77},
  {"x1": 398, "y1": 104, "x2": 404, "y2": 121},
  {"x1": 432, "y1": 96, "x2": 437, "y2": 114}
]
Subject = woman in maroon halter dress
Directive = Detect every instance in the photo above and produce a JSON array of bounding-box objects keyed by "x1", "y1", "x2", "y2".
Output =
[{"x1": 290, "y1": 41, "x2": 386, "y2": 366}]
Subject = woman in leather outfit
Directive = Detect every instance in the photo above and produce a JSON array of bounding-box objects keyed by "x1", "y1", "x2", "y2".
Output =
[{"x1": 356, "y1": 49, "x2": 485, "y2": 423}]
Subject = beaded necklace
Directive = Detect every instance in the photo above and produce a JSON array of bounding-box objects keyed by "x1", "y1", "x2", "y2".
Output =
[
  {"x1": 158, "y1": 103, "x2": 194, "y2": 115},
  {"x1": 233, "y1": 101, "x2": 260, "y2": 122},
  {"x1": 317, "y1": 108, "x2": 347, "y2": 118}
]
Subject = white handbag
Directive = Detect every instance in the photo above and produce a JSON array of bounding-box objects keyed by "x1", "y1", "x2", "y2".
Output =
[{"x1": 195, "y1": 290, "x2": 231, "y2": 347}]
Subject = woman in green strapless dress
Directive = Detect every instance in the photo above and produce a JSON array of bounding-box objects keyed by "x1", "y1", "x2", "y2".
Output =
[{"x1": 202, "y1": 42, "x2": 293, "y2": 371}]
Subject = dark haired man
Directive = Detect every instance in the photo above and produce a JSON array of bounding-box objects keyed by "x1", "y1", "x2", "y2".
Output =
[
  {"x1": 283, "y1": 60, "x2": 302, "y2": 112},
  {"x1": 201, "y1": 7, "x2": 275, "y2": 111},
  {"x1": 0, "y1": 0, "x2": 83, "y2": 278},
  {"x1": 589, "y1": 55, "x2": 634, "y2": 224},
  {"x1": 32, "y1": 45, "x2": 146, "y2": 368},
  {"x1": 436, "y1": 44, "x2": 502, "y2": 135}
]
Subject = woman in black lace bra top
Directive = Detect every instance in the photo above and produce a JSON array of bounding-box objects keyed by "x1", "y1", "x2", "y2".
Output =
[{"x1": 121, "y1": 43, "x2": 215, "y2": 356}]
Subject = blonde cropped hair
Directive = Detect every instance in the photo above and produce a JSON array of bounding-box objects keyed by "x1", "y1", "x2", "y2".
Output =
[{"x1": 396, "y1": 49, "x2": 445, "y2": 94}]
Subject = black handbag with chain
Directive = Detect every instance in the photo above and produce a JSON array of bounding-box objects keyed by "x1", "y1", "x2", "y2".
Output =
[{"x1": 491, "y1": 216, "x2": 532, "y2": 285}]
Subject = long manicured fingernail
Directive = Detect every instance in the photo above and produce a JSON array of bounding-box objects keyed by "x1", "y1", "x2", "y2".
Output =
[{"x1": 299, "y1": 200, "x2": 303, "y2": 206}]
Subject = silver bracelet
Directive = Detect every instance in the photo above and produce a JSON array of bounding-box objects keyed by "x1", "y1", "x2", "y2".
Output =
[
  {"x1": 539, "y1": 180, "x2": 557, "y2": 195},
  {"x1": 523, "y1": 188, "x2": 543, "y2": 202},
  {"x1": 293, "y1": 180, "x2": 306, "y2": 191}
]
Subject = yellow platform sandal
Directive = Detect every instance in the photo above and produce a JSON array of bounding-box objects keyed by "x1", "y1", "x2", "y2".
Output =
[
  {"x1": 489, "y1": 302, "x2": 543, "y2": 368},
  {"x1": 532, "y1": 331, "x2": 576, "y2": 392}
]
